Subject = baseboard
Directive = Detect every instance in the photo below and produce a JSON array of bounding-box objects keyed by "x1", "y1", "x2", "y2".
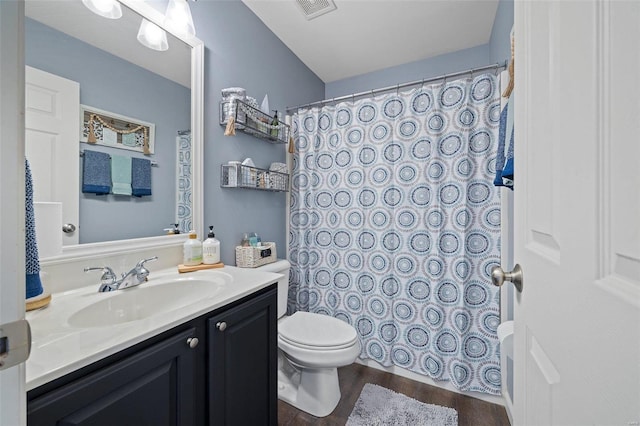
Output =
[{"x1": 355, "y1": 358, "x2": 507, "y2": 407}]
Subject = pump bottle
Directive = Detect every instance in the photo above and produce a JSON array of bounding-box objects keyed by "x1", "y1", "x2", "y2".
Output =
[{"x1": 202, "y1": 226, "x2": 221, "y2": 265}]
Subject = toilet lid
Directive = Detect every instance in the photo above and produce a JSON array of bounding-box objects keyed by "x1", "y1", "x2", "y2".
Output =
[{"x1": 279, "y1": 311, "x2": 358, "y2": 349}]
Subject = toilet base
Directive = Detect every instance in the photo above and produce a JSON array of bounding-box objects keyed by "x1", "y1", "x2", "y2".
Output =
[{"x1": 277, "y1": 352, "x2": 341, "y2": 417}]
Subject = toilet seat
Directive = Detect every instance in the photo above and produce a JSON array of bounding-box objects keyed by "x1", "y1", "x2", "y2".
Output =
[
  {"x1": 278, "y1": 311, "x2": 358, "y2": 350},
  {"x1": 278, "y1": 312, "x2": 361, "y2": 370}
]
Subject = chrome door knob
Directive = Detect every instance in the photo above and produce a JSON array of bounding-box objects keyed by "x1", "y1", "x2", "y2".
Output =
[
  {"x1": 62, "y1": 223, "x2": 76, "y2": 233},
  {"x1": 491, "y1": 264, "x2": 523, "y2": 293},
  {"x1": 187, "y1": 337, "x2": 199, "y2": 349},
  {"x1": 216, "y1": 321, "x2": 227, "y2": 331}
]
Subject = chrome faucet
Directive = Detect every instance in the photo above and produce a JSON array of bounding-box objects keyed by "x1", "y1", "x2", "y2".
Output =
[{"x1": 85, "y1": 256, "x2": 158, "y2": 292}]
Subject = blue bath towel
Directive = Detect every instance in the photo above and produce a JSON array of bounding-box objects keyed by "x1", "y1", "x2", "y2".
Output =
[
  {"x1": 502, "y1": 129, "x2": 514, "y2": 187},
  {"x1": 25, "y1": 159, "x2": 43, "y2": 299},
  {"x1": 493, "y1": 101, "x2": 509, "y2": 187},
  {"x1": 111, "y1": 155, "x2": 132, "y2": 196},
  {"x1": 132, "y1": 157, "x2": 152, "y2": 197},
  {"x1": 501, "y1": 93, "x2": 515, "y2": 188},
  {"x1": 82, "y1": 150, "x2": 111, "y2": 194}
]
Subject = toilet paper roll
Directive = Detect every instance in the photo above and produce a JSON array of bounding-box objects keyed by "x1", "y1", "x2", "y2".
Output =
[
  {"x1": 497, "y1": 320, "x2": 514, "y2": 359},
  {"x1": 34, "y1": 202, "x2": 63, "y2": 259}
]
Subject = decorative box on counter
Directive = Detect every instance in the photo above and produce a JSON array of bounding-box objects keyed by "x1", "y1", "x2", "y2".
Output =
[{"x1": 235, "y1": 242, "x2": 277, "y2": 268}]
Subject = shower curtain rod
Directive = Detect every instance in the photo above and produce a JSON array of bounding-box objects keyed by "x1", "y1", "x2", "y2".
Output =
[{"x1": 286, "y1": 61, "x2": 508, "y2": 113}]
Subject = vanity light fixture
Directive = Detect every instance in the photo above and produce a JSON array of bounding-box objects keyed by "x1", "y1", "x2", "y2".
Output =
[
  {"x1": 81, "y1": 0, "x2": 122, "y2": 19},
  {"x1": 164, "y1": 0, "x2": 196, "y2": 38},
  {"x1": 137, "y1": 19, "x2": 169, "y2": 52}
]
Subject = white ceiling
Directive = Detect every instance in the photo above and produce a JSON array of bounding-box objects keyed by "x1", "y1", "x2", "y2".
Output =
[
  {"x1": 25, "y1": 0, "x2": 191, "y2": 88},
  {"x1": 242, "y1": 0, "x2": 500, "y2": 83}
]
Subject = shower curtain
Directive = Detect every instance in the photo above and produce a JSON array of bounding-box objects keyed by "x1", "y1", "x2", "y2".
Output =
[
  {"x1": 177, "y1": 130, "x2": 192, "y2": 233},
  {"x1": 288, "y1": 74, "x2": 503, "y2": 395}
]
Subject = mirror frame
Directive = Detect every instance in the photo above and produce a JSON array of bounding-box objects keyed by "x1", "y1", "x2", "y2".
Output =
[{"x1": 41, "y1": 0, "x2": 204, "y2": 265}]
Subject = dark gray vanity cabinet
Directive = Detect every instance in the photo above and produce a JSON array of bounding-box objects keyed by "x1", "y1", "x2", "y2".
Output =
[
  {"x1": 27, "y1": 285, "x2": 277, "y2": 426},
  {"x1": 208, "y1": 289, "x2": 278, "y2": 426},
  {"x1": 27, "y1": 328, "x2": 198, "y2": 426}
]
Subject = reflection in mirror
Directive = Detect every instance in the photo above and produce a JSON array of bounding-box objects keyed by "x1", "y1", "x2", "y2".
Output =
[{"x1": 24, "y1": 0, "x2": 193, "y2": 251}]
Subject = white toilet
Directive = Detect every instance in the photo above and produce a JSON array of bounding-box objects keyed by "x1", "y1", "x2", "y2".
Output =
[{"x1": 257, "y1": 259, "x2": 361, "y2": 417}]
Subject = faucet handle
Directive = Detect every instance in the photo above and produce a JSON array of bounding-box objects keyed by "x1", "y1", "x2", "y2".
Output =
[
  {"x1": 136, "y1": 256, "x2": 158, "y2": 269},
  {"x1": 135, "y1": 257, "x2": 158, "y2": 282},
  {"x1": 84, "y1": 266, "x2": 117, "y2": 283}
]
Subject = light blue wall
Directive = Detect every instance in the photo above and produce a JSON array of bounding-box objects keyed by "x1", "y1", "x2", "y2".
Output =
[
  {"x1": 189, "y1": 0, "x2": 325, "y2": 265},
  {"x1": 25, "y1": 18, "x2": 190, "y2": 244},
  {"x1": 324, "y1": 0, "x2": 514, "y2": 100},
  {"x1": 489, "y1": 0, "x2": 514, "y2": 64},
  {"x1": 325, "y1": 44, "x2": 491, "y2": 99}
]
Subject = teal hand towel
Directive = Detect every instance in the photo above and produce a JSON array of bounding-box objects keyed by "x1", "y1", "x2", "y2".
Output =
[{"x1": 111, "y1": 155, "x2": 132, "y2": 196}]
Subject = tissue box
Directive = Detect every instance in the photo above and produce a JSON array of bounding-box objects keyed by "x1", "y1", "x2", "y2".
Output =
[{"x1": 235, "y1": 242, "x2": 277, "y2": 268}]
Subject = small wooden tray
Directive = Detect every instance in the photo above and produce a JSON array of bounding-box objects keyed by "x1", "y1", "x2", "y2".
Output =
[
  {"x1": 178, "y1": 262, "x2": 225, "y2": 273},
  {"x1": 26, "y1": 292, "x2": 52, "y2": 311}
]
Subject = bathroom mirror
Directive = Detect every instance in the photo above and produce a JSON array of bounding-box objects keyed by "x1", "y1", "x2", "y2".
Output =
[{"x1": 24, "y1": 0, "x2": 203, "y2": 260}]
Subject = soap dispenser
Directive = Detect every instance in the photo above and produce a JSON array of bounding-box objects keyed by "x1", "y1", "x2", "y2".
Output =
[
  {"x1": 183, "y1": 231, "x2": 203, "y2": 266},
  {"x1": 202, "y1": 226, "x2": 221, "y2": 265}
]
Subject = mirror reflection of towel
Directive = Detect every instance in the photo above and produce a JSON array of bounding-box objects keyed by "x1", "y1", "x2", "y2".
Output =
[
  {"x1": 82, "y1": 150, "x2": 111, "y2": 194},
  {"x1": 111, "y1": 155, "x2": 132, "y2": 196},
  {"x1": 132, "y1": 157, "x2": 152, "y2": 197}
]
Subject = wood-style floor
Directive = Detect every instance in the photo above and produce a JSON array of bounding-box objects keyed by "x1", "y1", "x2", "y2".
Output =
[{"x1": 278, "y1": 363, "x2": 511, "y2": 426}]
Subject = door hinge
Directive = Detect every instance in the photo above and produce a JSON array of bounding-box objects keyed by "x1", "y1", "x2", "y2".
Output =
[{"x1": 0, "y1": 319, "x2": 31, "y2": 370}]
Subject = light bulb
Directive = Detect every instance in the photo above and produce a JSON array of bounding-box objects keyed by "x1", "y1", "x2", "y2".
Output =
[
  {"x1": 164, "y1": 0, "x2": 196, "y2": 38},
  {"x1": 137, "y1": 19, "x2": 169, "y2": 51},
  {"x1": 81, "y1": 0, "x2": 122, "y2": 19}
]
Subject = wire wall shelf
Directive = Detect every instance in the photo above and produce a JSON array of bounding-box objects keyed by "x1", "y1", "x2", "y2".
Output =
[
  {"x1": 220, "y1": 99, "x2": 290, "y2": 144},
  {"x1": 220, "y1": 164, "x2": 289, "y2": 192}
]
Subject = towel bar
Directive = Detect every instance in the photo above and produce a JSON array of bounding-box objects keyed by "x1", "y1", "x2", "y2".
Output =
[{"x1": 80, "y1": 150, "x2": 158, "y2": 167}]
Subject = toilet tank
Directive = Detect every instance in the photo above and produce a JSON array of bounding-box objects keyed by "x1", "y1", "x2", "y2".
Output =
[{"x1": 256, "y1": 259, "x2": 290, "y2": 319}]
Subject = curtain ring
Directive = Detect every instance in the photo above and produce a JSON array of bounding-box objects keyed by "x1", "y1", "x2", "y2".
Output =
[
  {"x1": 371, "y1": 89, "x2": 375, "y2": 99},
  {"x1": 396, "y1": 84, "x2": 400, "y2": 96},
  {"x1": 421, "y1": 78, "x2": 425, "y2": 89}
]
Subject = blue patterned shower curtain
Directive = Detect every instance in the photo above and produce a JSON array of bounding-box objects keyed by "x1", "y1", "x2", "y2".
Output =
[
  {"x1": 288, "y1": 74, "x2": 503, "y2": 395},
  {"x1": 177, "y1": 130, "x2": 192, "y2": 233}
]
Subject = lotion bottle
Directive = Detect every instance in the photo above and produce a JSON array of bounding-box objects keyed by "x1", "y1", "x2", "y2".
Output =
[
  {"x1": 183, "y1": 231, "x2": 203, "y2": 266},
  {"x1": 202, "y1": 226, "x2": 221, "y2": 265}
]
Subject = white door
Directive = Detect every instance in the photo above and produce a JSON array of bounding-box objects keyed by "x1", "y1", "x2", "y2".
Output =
[
  {"x1": 513, "y1": 1, "x2": 640, "y2": 424},
  {"x1": 1, "y1": 1, "x2": 27, "y2": 424},
  {"x1": 25, "y1": 66, "x2": 80, "y2": 245}
]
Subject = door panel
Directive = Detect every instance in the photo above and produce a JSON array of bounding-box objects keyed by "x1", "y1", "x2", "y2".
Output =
[
  {"x1": 25, "y1": 66, "x2": 79, "y2": 245},
  {"x1": 514, "y1": 1, "x2": 640, "y2": 424}
]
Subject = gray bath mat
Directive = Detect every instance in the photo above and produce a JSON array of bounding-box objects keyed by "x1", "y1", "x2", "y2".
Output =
[{"x1": 346, "y1": 383, "x2": 458, "y2": 426}]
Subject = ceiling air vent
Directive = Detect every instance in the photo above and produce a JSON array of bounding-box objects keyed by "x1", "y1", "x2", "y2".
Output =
[{"x1": 295, "y1": 0, "x2": 337, "y2": 20}]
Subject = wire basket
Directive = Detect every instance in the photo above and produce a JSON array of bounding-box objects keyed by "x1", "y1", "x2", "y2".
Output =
[
  {"x1": 219, "y1": 99, "x2": 290, "y2": 144},
  {"x1": 235, "y1": 242, "x2": 277, "y2": 268},
  {"x1": 220, "y1": 164, "x2": 289, "y2": 192}
]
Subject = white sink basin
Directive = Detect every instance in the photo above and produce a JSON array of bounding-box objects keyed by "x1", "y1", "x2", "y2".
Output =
[{"x1": 67, "y1": 277, "x2": 226, "y2": 328}]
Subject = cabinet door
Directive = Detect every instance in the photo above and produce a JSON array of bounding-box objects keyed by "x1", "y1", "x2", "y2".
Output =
[
  {"x1": 208, "y1": 288, "x2": 277, "y2": 426},
  {"x1": 28, "y1": 328, "x2": 198, "y2": 426}
]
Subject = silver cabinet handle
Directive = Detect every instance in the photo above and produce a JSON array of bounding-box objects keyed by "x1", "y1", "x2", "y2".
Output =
[
  {"x1": 62, "y1": 223, "x2": 76, "y2": 233},
  {"x1": 216, "y1": 322, "x2": 227, "y2": 331},
  {"x1": 491, "y1": 264, "x2": 523, "y2": 293},
  {"x1": 187, "y1": 337, "x2": 199, "y2": 348}
]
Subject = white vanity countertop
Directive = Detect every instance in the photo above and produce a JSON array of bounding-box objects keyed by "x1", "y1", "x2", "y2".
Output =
[{"x1": 26, "y1": 266, "x2": 282, "y2": 391}]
